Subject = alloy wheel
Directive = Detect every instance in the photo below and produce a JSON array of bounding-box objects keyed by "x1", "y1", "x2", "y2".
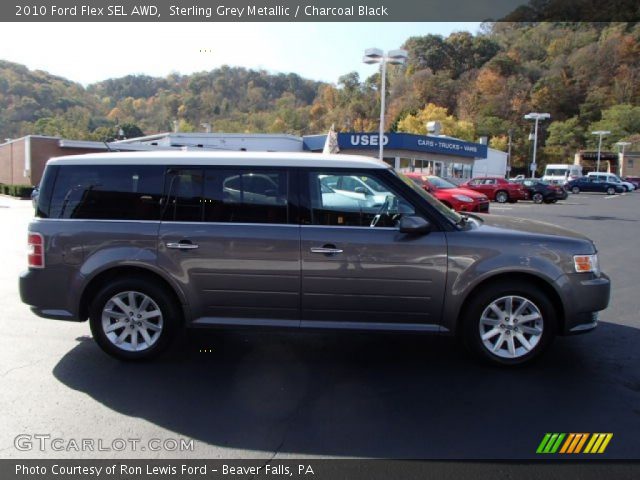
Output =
[
  {"x1": 479, "y1": 295, "x2": 544, "y2": 359},
  {"x1": 101, "y1": 291, "x2": 164, "y2": 352}
]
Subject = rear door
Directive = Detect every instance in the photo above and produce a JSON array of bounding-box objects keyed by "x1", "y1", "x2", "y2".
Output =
[
  {"x1": 157, "y1": 166, "x2": 300, "y2": 327},
  {"x1": 299, "y1": 169, "x2": 447, "y2": 330}
]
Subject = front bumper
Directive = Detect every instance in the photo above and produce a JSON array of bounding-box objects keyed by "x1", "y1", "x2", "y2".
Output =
[{"x1": 559, "y1": 272, "x2": 611, "y2": 335}]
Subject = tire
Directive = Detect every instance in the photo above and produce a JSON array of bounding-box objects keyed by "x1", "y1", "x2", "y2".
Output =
[
  {"x1": 571, "y1": 186, "x2": 580, "y2": 194},
  {"x1": 606, "y1": 187, "x2": 616, "y2": 195},
  {"x1": 461, "y1": 281, "x2": 557, "y2": 366},
  {"x1": 495, "y1": 190, "x2": 509, "y2": 203},
  {"x1": 89, "y1": 277, "x2": 181, "y2": 361},
  {"x1": 532, "y1": 192, "x2": 544, "y2": 204}
]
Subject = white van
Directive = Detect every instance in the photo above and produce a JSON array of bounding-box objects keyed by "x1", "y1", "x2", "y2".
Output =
[
  {"x1": 586, "y1": 172, "x2": 635, "y2": 191},
  {"x1": 543, "y1": 164, "x2": 583, "y2": 185}
]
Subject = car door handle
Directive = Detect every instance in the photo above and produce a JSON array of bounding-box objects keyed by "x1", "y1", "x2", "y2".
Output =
[
  {"x1": 310, "y1": 246, "x2": 343, "y2": 255},
  {"x1": 166, "y1": 241, "x2": 199, "y2": 250}
]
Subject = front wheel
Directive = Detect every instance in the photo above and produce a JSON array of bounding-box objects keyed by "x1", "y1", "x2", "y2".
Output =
[
  {"x1": 495, "y1": 190, "x2": 509, "y2": 203},
  {"x1": 532, "y1": 192, "x2": 544, "y2": 204},
  {"x1": 89, "y1": 277, "x2": 180, "y2": 361},
  {"x1": 571, "y1": 186, "x2": 580, "y2": 194},
  {"x1": 461, "y1": 281, "x2": 556, "y2": 366},
  {"x1": 606, "y1": 187, "x2": 616, "y2": 195}
]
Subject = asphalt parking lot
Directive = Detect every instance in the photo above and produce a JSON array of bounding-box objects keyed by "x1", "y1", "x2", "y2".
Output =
[{"x1": 0, "y1": 191, "x2": 639, "y2": 460}]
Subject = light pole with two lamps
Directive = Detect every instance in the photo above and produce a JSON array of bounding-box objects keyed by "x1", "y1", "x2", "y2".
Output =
[
  {"x1": 363, "y1": 48, "x2": 408, "y2": 162},
  {"x1": 524, "y1": 112, "x2": 550, "y2": 178}
]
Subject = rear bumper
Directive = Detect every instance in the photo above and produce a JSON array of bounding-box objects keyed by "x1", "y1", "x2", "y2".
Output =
[
  {"x1": 559, "y1": 273, "x2": 611, "y2": 335},
  {"x1": 19, "y1": 269, "x2": 82, "y2": 322}
]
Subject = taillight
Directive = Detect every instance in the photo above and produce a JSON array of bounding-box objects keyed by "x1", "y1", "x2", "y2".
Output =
[{"x1": 28, "y1": 232, "x2": 45, "y2": 269}]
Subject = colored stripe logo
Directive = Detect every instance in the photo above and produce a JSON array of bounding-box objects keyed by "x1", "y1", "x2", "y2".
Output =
[{"x1": 537, "y1": 433, "x2": 613, "y2": 454}]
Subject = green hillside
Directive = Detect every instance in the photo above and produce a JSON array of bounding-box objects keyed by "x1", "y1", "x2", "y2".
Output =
[{"x1": 1, "y1": 22, "x2": 640, "y2": 170}]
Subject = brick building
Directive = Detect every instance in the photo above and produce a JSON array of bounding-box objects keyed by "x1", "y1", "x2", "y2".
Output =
[{"x1": 0, "y1": 136, "x2": 101, "y2": 186}]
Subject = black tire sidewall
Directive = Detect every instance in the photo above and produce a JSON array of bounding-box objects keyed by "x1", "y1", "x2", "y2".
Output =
[
  {"x1": 533, "y1": 193, "x2": 543, "y2": 204},
  {"x1": 462, "y1": 282, "x2": 557, "y2": 366},
  {"x1": 607, "y1": 187, "x2": 615, "y2": 195},
  {"x1": 572, "y1": 187, "x2": 579, "y2": 194},
  {"x1": 89, "y1": 278, "x2": 180, "y2": 361}
]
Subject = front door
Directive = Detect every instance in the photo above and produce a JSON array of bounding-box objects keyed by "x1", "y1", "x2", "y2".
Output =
[
  {"x1": 300, "y1": 170, "x2": 447, "y2": 330},
  {"x1": 158, "y1": 167, "x2": 300, "y2": 327}
]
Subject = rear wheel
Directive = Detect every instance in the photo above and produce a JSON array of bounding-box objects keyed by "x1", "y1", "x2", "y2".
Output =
[
  {"x1": 606, "y1": 187, "x2": 616, "y2": 195},
  {"x1": 571, "y1": 186, "x2": 580, "y2": 194},
  {"x1": 532, "y1": 192, "x2": 544, "y2": 204},
  {"x1": 461, "y1": 281, "x2": 556, "y2": 366},
  {"x1": 89, "y1": 277, "x2": 180, "y2": 361},
  {"x1": 495, "y1": 190, "x2": 509, "y2": 203}
]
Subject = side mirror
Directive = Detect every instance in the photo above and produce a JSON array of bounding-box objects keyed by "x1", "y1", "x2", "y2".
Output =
[{"x1": 399, "y1": 216, "x2": 431, "y2": 235}]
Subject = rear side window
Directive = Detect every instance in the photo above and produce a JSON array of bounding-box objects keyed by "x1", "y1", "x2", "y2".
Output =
[
  {"x1": 163, "y1": 168, "x2": 289, "y2": 224},
  {"x1": 48, "y1": 165, "x2": 165, "y2": 220}
]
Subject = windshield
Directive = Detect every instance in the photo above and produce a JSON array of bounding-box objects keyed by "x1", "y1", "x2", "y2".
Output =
[
  {"x1": 393, "y1": 170, "x2": 463, "y2": 225},
  {"x1": 426, "y1": 176, "x2": 456, "y2": 189},
  {"x1": 545, "y1": 168, "x2": 568, "y2": 176}
]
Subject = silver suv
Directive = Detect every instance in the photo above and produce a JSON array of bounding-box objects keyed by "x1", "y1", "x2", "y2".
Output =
[{"x1": 20, "y1": 152, "x2": 611, "y2": 365}]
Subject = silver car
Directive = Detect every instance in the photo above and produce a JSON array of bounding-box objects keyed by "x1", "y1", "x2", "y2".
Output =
[{"x1": 20, "y1": 151, "x2": 610, "y2": 365}]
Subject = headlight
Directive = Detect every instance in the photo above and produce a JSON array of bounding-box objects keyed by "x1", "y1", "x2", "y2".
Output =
[
  {"x1": 453, "y1": 194, "x2": 474, "y2": 203},
  {"x1": 574, "y1": 254, "x2": 599, "y2": 275}
]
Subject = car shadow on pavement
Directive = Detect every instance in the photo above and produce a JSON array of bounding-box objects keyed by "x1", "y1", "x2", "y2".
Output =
[{"x1": 52, "y1": 321, "x2": 640, "y2": 459}]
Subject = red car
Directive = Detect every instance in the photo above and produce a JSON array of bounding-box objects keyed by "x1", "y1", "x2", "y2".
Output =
[
  {"x1": 405, "y1": 173, "x2": 490, "y2": 213},
  {"x1": 461, "y1": 177, "x2": 528, "y2": 203}
]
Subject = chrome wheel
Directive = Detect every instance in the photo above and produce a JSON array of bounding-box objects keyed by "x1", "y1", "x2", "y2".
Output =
[
  {"x1": 101, "y1": 291, "x2": 163, "y2": 352},
  {"x1": 479, "y1": 295, "x2": 543, "y2": 359}
]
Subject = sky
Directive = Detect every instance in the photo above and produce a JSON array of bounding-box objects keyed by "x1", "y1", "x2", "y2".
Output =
[{"x1": 0, "y1": 22, "x2": 481, "y2": 86}]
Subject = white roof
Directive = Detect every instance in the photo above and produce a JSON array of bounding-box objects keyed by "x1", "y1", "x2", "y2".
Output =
[{"x1": 47, "y1": 151, "x2": 389, "y2": 169}]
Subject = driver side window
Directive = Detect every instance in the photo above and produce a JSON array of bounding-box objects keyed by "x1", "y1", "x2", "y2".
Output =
[{"x1": 309, "y1": 171, "x2": 415, "y2": 227}]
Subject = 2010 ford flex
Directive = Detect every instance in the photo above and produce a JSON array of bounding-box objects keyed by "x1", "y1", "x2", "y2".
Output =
[{"x1": 20, "y1": 152, "x2": 611, "y2": 365}]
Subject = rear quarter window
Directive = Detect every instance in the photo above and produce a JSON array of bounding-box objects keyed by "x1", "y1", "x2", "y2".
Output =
[{"x1": 47, "y1": 165, "x2": 165, "y2": 220}]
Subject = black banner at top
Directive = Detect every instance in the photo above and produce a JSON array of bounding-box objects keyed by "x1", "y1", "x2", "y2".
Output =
[{"x1": 4, "y1": 0, "x2": 640, "y2": 22}]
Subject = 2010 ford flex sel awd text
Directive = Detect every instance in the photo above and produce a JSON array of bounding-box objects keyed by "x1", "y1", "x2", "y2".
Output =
[{"x1": 19, "y1": 152, "x2": 611, "y2": 365}]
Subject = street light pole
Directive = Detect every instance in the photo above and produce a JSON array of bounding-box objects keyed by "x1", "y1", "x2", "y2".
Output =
[
  {"x1": 378, "y1": 59, "x2": 387, "y2": 163},
  {"x1": 524, "y1": 112, "x2": 550, "y2": 179},
  {"x1": 364, "y1": 48, "x2": 408, "y2": 162},
  {"x1": 592, "y1": 130, "x2": 611, "y2": 172}
]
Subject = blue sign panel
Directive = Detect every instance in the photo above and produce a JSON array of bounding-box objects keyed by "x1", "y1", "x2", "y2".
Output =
[{"x1": 303, "y1": 132, "x2": 487, "y2": 159}]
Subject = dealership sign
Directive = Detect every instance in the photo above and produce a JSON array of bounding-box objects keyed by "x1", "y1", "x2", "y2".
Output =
[{"x1": 304, "y1": 132, "x2": 487, "y2": 159}]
